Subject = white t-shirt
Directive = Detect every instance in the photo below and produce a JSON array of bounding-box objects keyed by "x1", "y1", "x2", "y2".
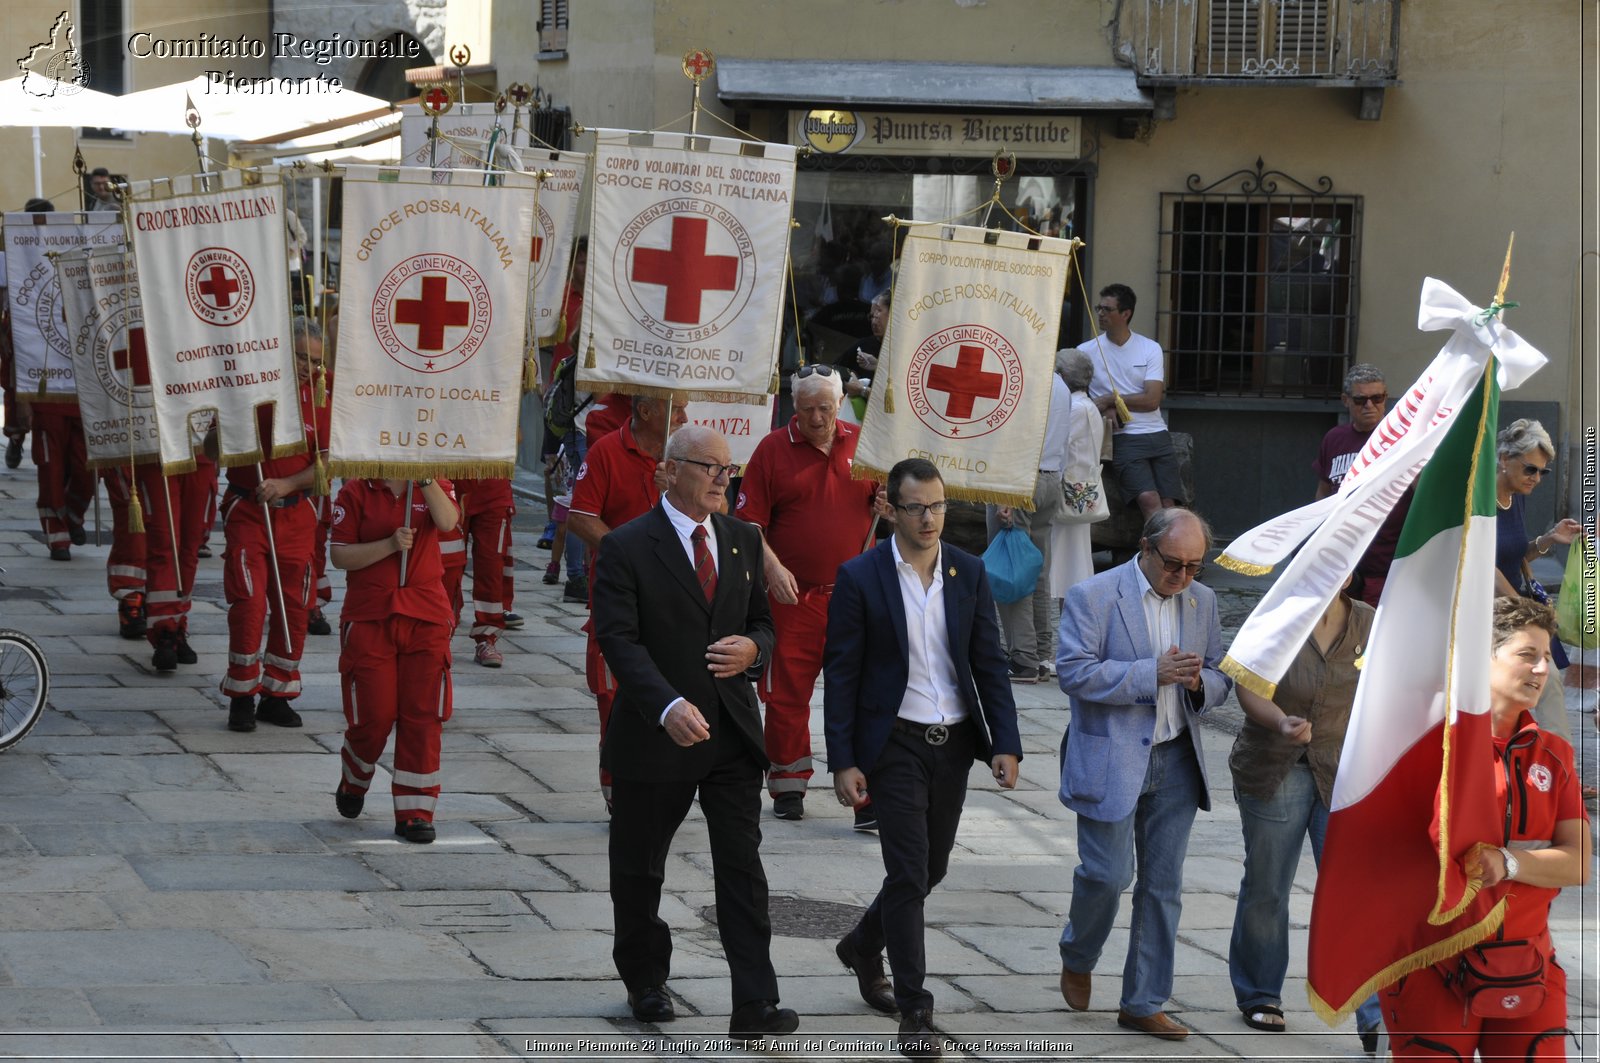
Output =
[{"x1": 1077, "y1": 331, "x2": 1167, "y2": 436}]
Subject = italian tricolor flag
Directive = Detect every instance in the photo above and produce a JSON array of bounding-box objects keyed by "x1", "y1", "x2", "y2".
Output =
[{"x1": 1308, "y1": 359, "x2": 1509, "y2": 1021}]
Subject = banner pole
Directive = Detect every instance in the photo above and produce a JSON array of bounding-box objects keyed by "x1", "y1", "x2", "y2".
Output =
[
  {"x1": 255, "y1": 463, "x2": 294, "y2": 650},
  {"x1": 159, "y1": 472, "x2": 185, "y2": 602},
  {"x1": 398, "y1": 481, "x2": 414, "y2": 588}
]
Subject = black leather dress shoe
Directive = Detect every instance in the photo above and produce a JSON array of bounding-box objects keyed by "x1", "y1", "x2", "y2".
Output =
[
  {"x1": 897, "y1": 1008, "x2": 942, "y2": 1060},
  {"x1": 836, "y1": 935, "x2": 896, "y2": 1013},
  {"x1": 728, "y1": 1000, "x2": 798, "y2": 1043},
  {"x1": 627, "y1": 985, "x2": 675, "y2": 1023}
]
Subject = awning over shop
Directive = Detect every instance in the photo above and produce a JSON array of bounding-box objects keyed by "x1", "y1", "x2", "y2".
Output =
[{"x1": 715, "y1": 59, "x2": 1152, "y2": 112}]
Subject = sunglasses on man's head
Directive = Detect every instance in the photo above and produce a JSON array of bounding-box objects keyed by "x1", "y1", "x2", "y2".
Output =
[{"x1": 795, "y1": 363, "x2": 837, "y2": 379}]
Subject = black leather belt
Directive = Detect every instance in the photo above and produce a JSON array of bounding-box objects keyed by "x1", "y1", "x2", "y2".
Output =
[
  {"x1": 892, "y1": 717, "x2": 968, "y2": 747},
  {"x1": 227, "y1": 484, "x2": 305, "y2": 509}
]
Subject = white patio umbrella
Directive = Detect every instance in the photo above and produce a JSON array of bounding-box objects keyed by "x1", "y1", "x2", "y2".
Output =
[
  {"x1": 107, "y1": 75, "x2": 393, "y2": 142},
  {"x1": 0, "y1": 76, "x2": 127, "y2": 198}
]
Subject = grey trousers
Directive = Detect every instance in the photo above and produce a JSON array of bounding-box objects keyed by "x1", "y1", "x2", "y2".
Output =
[{"x1": 986, "y1": 470, "x2": 1064, "y2": 670}]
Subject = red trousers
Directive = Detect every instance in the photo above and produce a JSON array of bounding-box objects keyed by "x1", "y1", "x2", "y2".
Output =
[
  {"x1": 442, "y1": 546, "x2": 468, "y2": 631},
  {"x1": 1383, "y1": 950, "x2": 1569, "y2": 1060},
  {"x1": 454, "y1": 480, "x2": 514, "y2": 642},
  {"x1": 101, "y1": 467, "x2": 146, "y2": 601},
  {"x1": 135, "y1": 460, "x2": 217, "y2": 639},
  {"x1": 585, "y1": 621, "x2": 616, "y2": 799},
  {"x1": 220, "y1": 491, "x2": 315, "y2": 700},
  {"x1": 31, "y1": 405, "x2": 92, "y2": 550},
  {"x1": 758, "y1": 588, "x2": 830, "y2": 796},
  {"x1": 338, "y1": 616, "x2": 452, "y2": 823}
]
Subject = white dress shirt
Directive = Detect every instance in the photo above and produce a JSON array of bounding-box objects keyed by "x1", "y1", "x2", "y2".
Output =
[
  {"x1": 659, "y1": 494, "x2": 719, "y2": 725},
  {"x1": 892, "y1": 537, "x2": 966, "y2": 726},
  {"x1": 1132, "y1": 561, "x2": 1187, "y2": 743}
]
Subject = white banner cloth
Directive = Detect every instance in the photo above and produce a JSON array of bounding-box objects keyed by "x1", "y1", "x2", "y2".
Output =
[
  {"x1": 330, "y1": 165, "x2": 535, "y2": 479},
  {"x1": 128, "y1": 170, "x2": 300, "y2": 471},
  {"x1": 507, "y1": 146, "x2": 588, "y2": 347},
  {"x1": 578, "y1": 129, "x2": 795, "y2": 401},
  {"x1": 853, "y1": 224, "x2": 1076, "y2": 506},
  {"x1": 1220, "y1": 278, "x2": 1547, "y2": 696},
  {"x1": 4, "y1": 210, "x2": 121, "y2": 402},
  {"x1": 399, "y1": 102, "x2": 533, "y2": 168},
  {"x1": 683, "y1": 398, "x2": 772, "y2": 466},
  {"x1": 57, "y1": 247, "x2": 159, "y2": 467}
]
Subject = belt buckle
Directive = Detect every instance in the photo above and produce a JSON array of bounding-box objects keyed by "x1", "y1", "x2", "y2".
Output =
[{"x1": 925, "y1": 724, "x2": 949, "y2": 746}]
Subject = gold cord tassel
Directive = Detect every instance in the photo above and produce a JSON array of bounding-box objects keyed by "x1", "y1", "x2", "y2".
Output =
[
  {"x1": 769, "y1": 369, "x2": 779, "y2": 394},
  {"x1": 524, "y1": 355, "x2": 541, "y2": 394},
  {"x1": 584, "y1": 341, "x2": 596, "y2": 369},
  {"x1": 882, "y1": 374, "x2": 895, "y2": 414},
  {"x1": 127, "y1": 486, "x2": 145, "y2": 534},
  {"x1": 313, "y1": 363, "x2": 327, "y2": 409},
  {"x1": 313, "y1": 454, "x2": 330, "y2": 498},
  {"x1": 36, "y1": 377, "x2": 47, "y2": 398}
]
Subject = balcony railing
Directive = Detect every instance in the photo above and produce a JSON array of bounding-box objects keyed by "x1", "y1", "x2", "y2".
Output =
[{"x1": 1119, "y1": 0, "x2": 1399, "y2": 83}]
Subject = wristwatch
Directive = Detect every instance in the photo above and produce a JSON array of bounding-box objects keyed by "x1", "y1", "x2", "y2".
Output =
[
  {"x1": 415, "y1": 478, "x2": 434, "y2": 488},
  {"x1": 1498, "y1": 846, "x2": 1519, "y2": 881}
]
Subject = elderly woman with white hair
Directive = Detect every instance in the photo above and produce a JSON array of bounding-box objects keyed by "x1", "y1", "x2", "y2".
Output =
[
  {"x1": 1494, "y1": 418, "x2": 1584, "y2": 745},
  {"x1": 1049, "y1": 348, "x2": 1108, "y2": 603}
]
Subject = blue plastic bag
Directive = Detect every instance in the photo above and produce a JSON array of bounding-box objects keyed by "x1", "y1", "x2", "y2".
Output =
[{"x1": 982, "y1": 525, "x2": 1043, "y2": 604}]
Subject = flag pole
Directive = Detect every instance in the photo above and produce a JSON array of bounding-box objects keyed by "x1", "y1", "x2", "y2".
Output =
[
  {"x1": 254, "y1": 463, "x2": 294, "y2": 649},
  {"x1": 398, "y1": 481, "x2": 414, "y2": 588}
]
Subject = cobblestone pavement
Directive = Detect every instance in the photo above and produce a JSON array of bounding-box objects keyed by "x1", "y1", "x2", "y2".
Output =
[{"x1": 0, "y1": 463, "x2": 1593, "y2": 1061}]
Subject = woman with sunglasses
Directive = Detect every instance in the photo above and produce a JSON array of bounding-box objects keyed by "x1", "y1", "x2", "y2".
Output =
[{"x1": 1494, "y1": 419, "x2": 1583, "y2": 744}]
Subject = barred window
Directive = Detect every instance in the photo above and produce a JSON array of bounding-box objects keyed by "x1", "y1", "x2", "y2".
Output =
[{"x1": 1156, "y1": 161, "x2": 1360, "y2": 399}]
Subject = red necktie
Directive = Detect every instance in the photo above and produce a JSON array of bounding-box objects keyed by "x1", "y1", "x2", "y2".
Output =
[{"x1": 691, "y1": 525, "x2": 717, "y2": 603}]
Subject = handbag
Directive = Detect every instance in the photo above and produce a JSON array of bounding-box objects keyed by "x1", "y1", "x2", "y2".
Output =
[
  {"x1": 982, "y1": 525, "x2": 1043, "y2": 605},
  {"x1": 1557, "y1": 536, "x2": 1598, "y2": 650},
  {"x1": 1440, "y1": 938, "x2": 1547, "y2": 1019},
  {"x1": 1059, "y1": 477, "x2": 1109, "y2": 524}
]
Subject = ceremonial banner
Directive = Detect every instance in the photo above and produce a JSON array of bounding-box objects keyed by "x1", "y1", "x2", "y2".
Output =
[
  {"x1": 400, "y1": 101, "x2": 531, "y2": 168},
  {"x1": 578, "y1": 129, "x2": 796, "y2": 401},
  {"x1": 853, "y1": 223, "x2": 1077, "y2": 507},
  {"x1": 56, "y1": 247, "x2": 160, "y2": 467},
  {"x1": 330, "y1": 165, "x2": 535, "y2": 479},
  {"x1": 508, "y1": 146, "x2": 588, "y2": 346},
  {"x1": 1220, "y1": 279, "x2": 1546, "y2": 696},
  {"x1": 3, "y1": 210, "x2": 121, "y2": 402},
  {"x1": 1308, "y1": 363, "x2": 1507, "y2": 1022},
  {"x1": 684, "y1": 398, "x2": 771, "y2": 466},
  {"x1": 128, "y1": 170, "x2": 300, "y2": 472}
]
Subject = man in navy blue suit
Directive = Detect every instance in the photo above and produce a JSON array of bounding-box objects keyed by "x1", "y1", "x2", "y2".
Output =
[{"x1": 823, "y1": 457, "x2": 1023, "y2": 1061}]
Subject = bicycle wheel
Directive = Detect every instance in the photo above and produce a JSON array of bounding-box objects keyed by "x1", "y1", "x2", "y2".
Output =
[{"x1": 0, "y1": 629, "x2": 49, "y2": 751}]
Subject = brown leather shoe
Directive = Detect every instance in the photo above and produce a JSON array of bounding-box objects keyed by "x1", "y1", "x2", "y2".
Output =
[
  {"x1": 1116, "y1": 1009, "x2": 1189, "y2": 1040},
  {"x1": 1060, "y1": 969, "x2": 1091, "y2": 1011}
]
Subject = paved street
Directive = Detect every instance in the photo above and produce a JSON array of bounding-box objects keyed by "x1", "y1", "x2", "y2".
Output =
[{"x1": 0, "y1": 461, "x2": 1593, "y2": 1062}]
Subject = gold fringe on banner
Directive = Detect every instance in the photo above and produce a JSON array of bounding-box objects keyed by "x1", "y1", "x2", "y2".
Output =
[
  {"x1": 216, "y1": 447, "x2": 267, "y2": 469},
  {"x1": 85, "y1": 452, "x2": 162, "y2": 472},
  {"x1": 577, "y1": 380, "x2": 764, "y2": 405},
  {"x1": 126, "y1": 484, "x2": 145, "y2": 534},
  {"x1": 1219, "y1": 654, "x2": 1279, "y2": 700},
  {"x1": 850, "y1": 460, "x2": 1032, "y2": 509},
  {"x1": 313, "y1": 455, "x2": 330, "y2": 498},
  {"x1": 1306, "y1": 899, "x2": 1505, "y2": 1026},
  {"x1": 1214, "y1": 553, "x2": 1274, "y2": 576},
  {"x1": 160, "y1": 457, "x2": 200, "y2": 476},
  {"x1": 325, "y1": 459, "x2": 518, "y2": 481}
]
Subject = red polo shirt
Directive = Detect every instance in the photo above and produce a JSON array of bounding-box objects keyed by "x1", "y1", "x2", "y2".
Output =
[
  {"x1": 736, "y1": 417, "x2": 877, "y2": 587},
  {"x1": 331, "y1": 477, "x2": 457, "y2": 624},
  {"x1": 226, "y1": 380, "x2": 329, "y2": 490},
  {"x1": 570, "y1": 421, "x2": 660, "y2": 534}
]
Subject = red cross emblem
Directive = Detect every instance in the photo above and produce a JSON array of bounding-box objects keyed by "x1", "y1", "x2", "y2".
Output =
[
  {"x1": 197, "y1": 265, "x2": 241, "y2": 310},
  {"x1": 926, "y1": 344, "x2": 1004, "y2": 419},
  {"x1": 184, "y1": 247, "x2": 256, "y2": 326},
  {"x1": 531, "y1": 234, "x2": 544, "y2": 263},
  {"x1": 372, "y1": 253, "x2": 492, "y2": 373},
  {"x1": 682, "y1": 50, "x2": 715, "y2": 81},
  {"x1": 421, "y1": 85, "x2": 453, "y2": 116},
  {"x1": 906, "y1": 326, "x2": 1025, "y2": 441},
  {"x1": 112, "y1": 327, "x2": 151, "y2": 388},
  {"x1": 631, "y1": 216, "x2": 739, "y2": 325},
  {"x1": 395, "y1": 274, "x2": 471, "y2": 351}
]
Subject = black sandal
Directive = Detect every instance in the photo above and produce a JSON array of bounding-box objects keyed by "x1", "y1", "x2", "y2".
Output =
[{"x1": 1241, "y1": 1004, "x2": 1285, "y2": 1031}]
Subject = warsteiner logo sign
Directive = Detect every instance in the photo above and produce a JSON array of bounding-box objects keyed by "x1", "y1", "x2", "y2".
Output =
[
  {"x1": 371, "y1": 254, "x2": 492, "y2": 373},
  {"x1": 907, "y1": 326, "x2": 1023, "y2": 439},
  {"x1": 616, "y1": 203, "x2": 754, "y2": 343},
  {"x1": 185, "y1": 247, "x2": 255, "y2": 326}
]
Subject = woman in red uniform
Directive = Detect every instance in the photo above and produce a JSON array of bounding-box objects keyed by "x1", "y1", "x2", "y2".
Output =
[
  {"x1": 1382, "y1": 597, "x2": 1590, "y2": 1059},
  {"x1": 330, "y1": 477, "x2": 459, "y2": 844}
]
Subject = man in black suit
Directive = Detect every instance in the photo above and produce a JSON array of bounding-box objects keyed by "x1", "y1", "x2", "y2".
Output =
[
  {"x1": 593, "y1": 424, "x2": 798, "y2": 1043},
  {"x1": 823, "y1": 457, "x2": 1023, "y2": 1061}
]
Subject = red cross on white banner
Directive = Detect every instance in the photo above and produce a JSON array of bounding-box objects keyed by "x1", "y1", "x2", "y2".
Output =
[
  {"x1": 112, "y1": 327, "x2": 151, "y2": 388},
  {"x1": 396, "y1": 274, "x2": 470, "y2": 350},
  {"x1": 197, "y1": 264, "x2": 241, "y2": 310},
  {"x1": 926, "y1": 344, "x2": 1004, "y2": 419},
  {"x1": 632, "y1": 216, "x2": 738, "y2": 325}
]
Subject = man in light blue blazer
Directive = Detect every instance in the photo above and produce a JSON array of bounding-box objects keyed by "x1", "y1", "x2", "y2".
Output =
[{"x1": 1054, "y1": 508, "x2": 1231, "y2": 1040}]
